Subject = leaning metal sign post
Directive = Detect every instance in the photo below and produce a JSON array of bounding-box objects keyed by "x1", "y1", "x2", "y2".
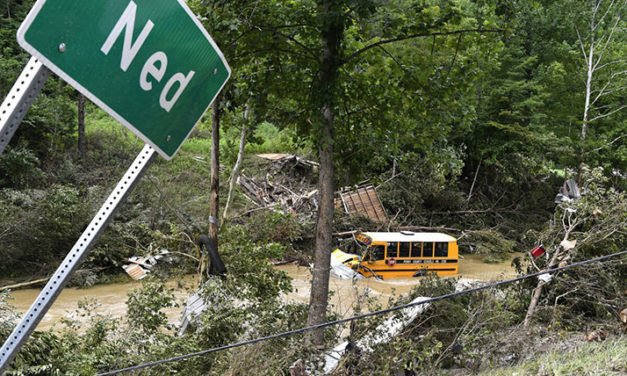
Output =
[{"x1": 0, "y1": 0, "x2": 230, "y2": 371}]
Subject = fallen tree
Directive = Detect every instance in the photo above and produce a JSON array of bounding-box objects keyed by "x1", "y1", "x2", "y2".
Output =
[{"x1": 523, "y1": 167, "x2": 627, "y2": 327}]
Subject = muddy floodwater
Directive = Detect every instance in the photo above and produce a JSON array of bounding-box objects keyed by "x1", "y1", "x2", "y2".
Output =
[
  {"x1": 276, "y1": 253, "x2": 521, "y2": 317},
  {"x1": 7, "y1": 253, "x2": 521, "y2": 331}
]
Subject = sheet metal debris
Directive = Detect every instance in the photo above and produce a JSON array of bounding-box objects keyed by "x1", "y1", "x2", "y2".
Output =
[
  {"x1": 335, "y1": 185, "x2": 388, "y2": 223},
  {"x1": 122, "y1": 250, "x2": 171, "y2": 280}
]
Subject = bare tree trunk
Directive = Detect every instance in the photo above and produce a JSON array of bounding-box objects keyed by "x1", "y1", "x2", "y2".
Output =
[
  {"x1": 0, "y1": 278, "x2": 48, "y2": 292},
  {"x1": 581, "y1": 17, "x2": 595, "y2": 140},
  {"x1": 204, "y1": 95, "x2": 221, "y2": 283},
  {"x1": 223, "y1": 124, "x2": 247, "y2": 222},
  {"x1": 77, "y1": 93, "x2": 86, "y2": 159},
  {"x1": 524, "y1": 227, "x2": 575, "y2": 327},
  {"x1": 523, "y1": 248, "x2": 562, "y2": 327},
  {"x1": 577, "y1": 0, "x2": 627, "y2": 140},
  {"x1": 306, "y1": 0, "x2": 345, "y2": 347},
  {"x1": 467, "y1": 159, "x2": 481, "y2": 202},
  {"x1": 307, "y1": 106, "x2": 336, "y2": 347}
]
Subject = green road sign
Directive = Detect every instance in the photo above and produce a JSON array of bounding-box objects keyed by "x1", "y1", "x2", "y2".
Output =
[{"x1": 17, "y1": 0, "x2": 230, "y2": 159}]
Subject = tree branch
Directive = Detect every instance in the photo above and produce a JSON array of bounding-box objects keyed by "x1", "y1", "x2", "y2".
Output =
[
  {"x1": 592, "y1": 14, "x2": 622, "y2": 71},
  {"x1": 267, "y1": 29, "x2": 318, "y2": 59},
  {"x1": 342, "y1": 28, "x2": 501, "y2": 65},
  {"x1": 576, "y1": 26, "x2": 588, "y2": 61},
  {"x1": 591, "y1": 134, "x2": 627, "y2": 152},
  {"x1": 590, "y1": 104, "x2": 627, "y2": 122}
]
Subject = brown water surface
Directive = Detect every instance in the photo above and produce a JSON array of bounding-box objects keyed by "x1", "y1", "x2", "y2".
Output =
[
  {"x1": 277, "y1": 252, "x2": 522, "y2": 317},
  {"x1": 7, "y1": 253, "x2": 520, "y2": 331}
]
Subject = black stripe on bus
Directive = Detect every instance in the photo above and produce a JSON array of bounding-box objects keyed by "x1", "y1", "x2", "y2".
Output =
[
  {"x1": 369, "y1": 268, "x2": 458, "y2": 273},
  {"x1": 388, "y1": 259, "x2": 458, "y2": 264}
]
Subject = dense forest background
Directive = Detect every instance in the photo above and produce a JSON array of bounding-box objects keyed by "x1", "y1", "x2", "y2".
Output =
[{"x1": 0, "y1": 0, "x2": 625, "y2": 374}]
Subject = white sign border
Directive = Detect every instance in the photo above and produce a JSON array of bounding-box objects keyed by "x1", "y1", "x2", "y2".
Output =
[{"x1": 16, "y1": 0, "x2": 231, "y2": 160}]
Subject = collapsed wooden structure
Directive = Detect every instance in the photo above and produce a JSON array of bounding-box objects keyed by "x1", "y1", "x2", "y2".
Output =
[{"x1": 238, "y1": 155, "x2": 388, "y2": 224}]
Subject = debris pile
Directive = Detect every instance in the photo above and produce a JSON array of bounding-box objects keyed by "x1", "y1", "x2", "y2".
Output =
[
  {"x1": 122, "y1": 250, "x2": 172, "y2": 280},
  {"x1": 238, "y1": 174, "x2": 318, "y2": 215},
  {"x1": 238, "y1": 155, "x2": 388, "y2": 223},
  {"x1": 237, "y1": 154, "x2": 320, "y2": 216}
]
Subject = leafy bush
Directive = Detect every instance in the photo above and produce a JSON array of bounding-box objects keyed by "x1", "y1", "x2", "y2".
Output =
[
  {"x1": 0, "y1": 185, "x2": 91, "y2": 275},
  {"x1": 0, "y1": 147, "x2": 44, "y2": 188},
  {"x1": 246, "y1": 122, "x2": 311, "y2": 155},
  {"x1": 127, "y1": 281, "x2": 177, "y2": 333}
]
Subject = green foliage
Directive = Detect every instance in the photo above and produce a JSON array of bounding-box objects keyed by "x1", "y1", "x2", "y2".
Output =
[
  {"x1": 0, "y1": 0, "x2": 625, "y2": 373},
  {"x1": 465, "y1": 229, "x2": 516, "y2": 262},
  {"x1": 0, "y1": 185, "x2": 91, "y2": 275},
  {"x1": 0, "y1": 147, "x2": 44, "y2": 188},
  {"x1": 127, "y1": 281, "x2": 177, "y2": 333},
  {"x1": 217, "y1": 224, "x2": 293, "y2": 301},
  {"x1": 344, "y1": 275, "x2": 519, "y2": 374},
  {"x1": 0, "y1": 291, "x2": 18, "y2": 337},
  {"x1": 244, "y1": 210, "x2": 308, "y2": 245},
  {"x1": 246, "y1": 122, "x2": 308, "y2": 154},
  {"x1": 378, "y1": 147, "x2": 466, "y2": 222}
]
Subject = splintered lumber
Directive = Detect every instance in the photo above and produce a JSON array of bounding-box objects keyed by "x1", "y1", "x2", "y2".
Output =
[
  {"x1": 238, "y1": 173, "x2": 318, "y2": 216},
  {"x1": 256, "y1": 153, "x2": 319, "y2": 168}
]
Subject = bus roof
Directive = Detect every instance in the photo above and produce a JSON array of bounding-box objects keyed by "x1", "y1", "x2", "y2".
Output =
[{"x1": 363, "y1": 232, "x2": 457, "y2": 243}]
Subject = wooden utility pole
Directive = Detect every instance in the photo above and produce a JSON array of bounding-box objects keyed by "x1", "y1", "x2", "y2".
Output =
[
  {"x1": 77, "y1": 93, "x2": 86, "y2": 159},
  {"x1": 204, "y1": 94, "x2": 221, "y2": 283}
]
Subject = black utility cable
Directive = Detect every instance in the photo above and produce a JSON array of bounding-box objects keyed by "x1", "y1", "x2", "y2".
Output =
[{"x1": 98, "y1": 250, "x2": 627, "y2": 375}]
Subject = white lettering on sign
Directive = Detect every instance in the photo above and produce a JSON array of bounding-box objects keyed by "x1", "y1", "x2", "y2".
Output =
[
  {"x1": 101, "y1": 1, "x2": 196, "y2": 112},
  {"x1": 100, "y1": 1, "x2": 154, "y2": 72},
  {"x1": 160, "y1": 71, "x2": 195, "y2": 112},
  {"x1": 140, "y1": 51, "x2": 167, "y2": 91}
]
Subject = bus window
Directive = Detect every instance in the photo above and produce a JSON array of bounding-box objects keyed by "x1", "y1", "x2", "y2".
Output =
[
  {"x1": 435, "y1": 242, "x2": 448, "y2": 257},
  {"x1": 387, "y1": 242, "x2": 398, "y2": 258},
  {"x1": 399, "y1": 242, "x2": 410, "y2": 258},
  {"x1": 423, "y1": 242, "x2": 434, "y2": 257},
  {"x1": 369, "y1": 246, "x2": 385, "y2": 261},
  {"x1": 411, "y1": 242, "x2": 421, "y2": 257}
]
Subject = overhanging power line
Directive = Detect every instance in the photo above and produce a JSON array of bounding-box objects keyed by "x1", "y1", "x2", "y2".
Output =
[{"x1": 97, "y1": 250, "x2": 627, "y2": 375}]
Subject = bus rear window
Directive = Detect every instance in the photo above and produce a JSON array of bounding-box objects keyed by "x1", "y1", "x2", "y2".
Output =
[
  {"x1": 435, "y1": 242, "x2": 448, "y2": 257},
  {"x1": 399, "y1": 242, "x2": 410, "y2": 258},
  {"x1": 423, "y1": 242, "x2": 434, "y2": 257}
]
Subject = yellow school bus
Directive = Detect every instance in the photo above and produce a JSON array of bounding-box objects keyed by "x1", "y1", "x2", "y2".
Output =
[{"x1": 349, "y1": 231, "x2": 459, "y2": 279}]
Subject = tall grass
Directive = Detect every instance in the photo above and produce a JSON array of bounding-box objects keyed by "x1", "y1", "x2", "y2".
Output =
[{"x1": 481, "y1": 337, "x2": 627, "y2": 375}]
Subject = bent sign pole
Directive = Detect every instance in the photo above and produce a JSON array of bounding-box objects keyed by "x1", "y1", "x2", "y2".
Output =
[
  {"x1": 0, "y1": 145, "x2": 156, "y2": 372},
  {"x1": 0, "y1": 0, "x2": 229, "y2": 371},
  {"x1": 0, "y1": 57, "x2": 50, "y2": 155}
]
